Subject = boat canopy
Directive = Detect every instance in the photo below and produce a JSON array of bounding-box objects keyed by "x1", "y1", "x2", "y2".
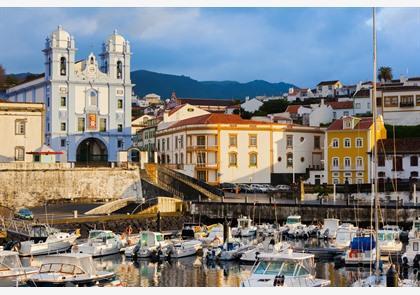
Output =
[
  {"x1": 39, "y1": 253, "x2": 96, "y2": 276},
  {"x1": 350, "y1": 236, "x2": 376, "y2": 251},
  {"x1": 286, "y1": 216, "x2": 301, "y2": 224},
  {"x1": 0, "y1": 251, "x2": 22, "y2": 270}
]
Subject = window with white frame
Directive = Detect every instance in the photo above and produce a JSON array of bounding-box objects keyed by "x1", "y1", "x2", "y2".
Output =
[
  {"x1": 344, "y1": 138, "x2": 351, "y2": 148},
  {"x1": 228, "y1": 152, "x2": 237, "y2": 167},
  {"x1": 344, "y1": 157, "x2": 351, "y2": 168},
  {"x1": 333, "y1": 178, "x2": 339, "y2": 184},
  {"x1": 356, "y1": 157, "x2": 363, "y2": 168},
  {"x1": 15, "y1": 146, "x2": 25, "y2": 161},
  {"x1": 332, "y1": 138, "x2": 339, "y2": 148},
  {"x1": 356, "y1": 137, "x2": 363, "y2": 148},
  {"x1": 332, "y1": 157, "x2": 339, "y2": 168},
  {"x1": 249, "y1": 152, "x2": 258, "y2": 167}
]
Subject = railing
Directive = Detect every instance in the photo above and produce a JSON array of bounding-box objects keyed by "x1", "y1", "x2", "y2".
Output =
[
  {"x1": 186, "y1": 145, "x2": 218, "y2": 151},
  {"x1": 196, "y1": 163, "x2": 218, "y2": 169},
  {"x1": 330, "y1": 165, "x2": 364, "y2": 171},
  {"x1": 158, "y1": 165, "x2": 224, "y2": 198}
]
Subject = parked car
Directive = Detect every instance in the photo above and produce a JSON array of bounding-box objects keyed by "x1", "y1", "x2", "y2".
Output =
[
  {"x1": 239, "y1": 184, "x2": 253, "y2": 193},
  {"x1": 14, "y1": 208, "x2": 34, "y2": 220},
  {"x1": 220, "y1": 182, "x2": 237, "y2": 193},
  {"x1": 275, "y1": 184, "x2": 291, "y2": 192},
  {"x1": 249, "y1": 184, "x2": 264, "y2": 193}
]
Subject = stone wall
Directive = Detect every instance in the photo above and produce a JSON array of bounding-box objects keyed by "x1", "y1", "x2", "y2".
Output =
[{"x1": 0, "y1": 163, "x2": 142, "y2": 209}]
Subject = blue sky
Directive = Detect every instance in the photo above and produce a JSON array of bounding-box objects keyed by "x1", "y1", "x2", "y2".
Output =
[{"x1": 0, "y1": 7, "x2": 420, "y2": 87}]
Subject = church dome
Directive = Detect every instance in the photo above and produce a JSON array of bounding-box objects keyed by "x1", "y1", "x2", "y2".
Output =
[
  {"x1": 51, "y1": 25, "x2": 71, "y2": 48},
  {"x1": 107, "y1": 30, "x2": 126, "y2": 53}
]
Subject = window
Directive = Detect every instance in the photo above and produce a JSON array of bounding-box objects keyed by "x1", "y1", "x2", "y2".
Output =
[
  {"x1": 332, "y1": 138, "x2": 339, "y2": 148},
  {"x1": 314, "y1": 136, "x2": 320, "y2": 149},
  {"x1": 249, "y1": 134, "x2": 257, "y2": 147},
  {"x1": 60, "y1": 122, "x2": 66, "y2": 131},
  {"x1": 356, "y1": 178, "x2": 363, "y2": 184},
  {"x1": 180, "y1": 135, "x2": 184, "y2": 149},
  {"x1": 175, "y1": 136, "x2": 178, "y2": 149},
  {"x1": 116, "y1": 61, "x2": 123, "y2": 79},
  {"x1": 344, "y1": 157, "x2": 351, "y2": 168},
  {"x1": 175, "y1": 153, "x2": 178, "y2": 164},
  {"x1": 333, "y1": 178, "x2": 339, "y2": 184},
  {"x1": 47, "y1": 96, "x2": 50, "y2": 107},
  {"x1": 416, "y1": 95, "x2": 420, "y2": 106},
  {"x1": 378, "y1": 154, "x2": 385, "y2": 166},
  {"x1": 60, "y1": 139, "x2": 66, "y2": 147},
  {"x1": 356, "y1": 137, "x2": 363, "y2": 148},
  {"x1": 344, "y1": 111, "x2": 349, "y2": 116},
  {"x1": 197, "y1": 152, "x2": 206, "y2": 165},
  {"x1": 60, "y1": 96, "x2": 66, "y2": 107},
  {"x1": 77, "y1": 117, "x2": 85, "y2": 132},
  {"x1": 15, "y1": 147, "x2": 25, "y2": 161},
  {"x1": 180, "y1": 153, "x2": 184, "y2": 164},
  {"x1": 367, "y1": 102, "x2": 371, "y2": 109},
  {"x1": 411, "y1": 171, "x2": 419, "y2": 178},
  {"x1": 117, "y1": 124, "x2": 123, "y2": 132},
  {"x1": 384, "y1": 96, "x2": 398, "y2": 107},
  {"x1": 378, "y1": 171, "x2": 386, "y2": 177},
  {"x1": 90, "y1": 91, "x2": 97, "y2": 107},
  {"x1": 414, "y1": 242, "x2": 419, "y2": 252},
  {"x1": 400, "y1": 95, "x2": 414, "y2": 107},
  {"x1": 392, "y1": 156, "x2": 403, "y2": 171},
  {"x1": 167, "y1": 138, "x2": 170, "y2": 150},
  {"x1": 286, "y1": 153, "x2": 293, "y2": 167},
  {"x1": 229, "y1": 152, "x2": 237, "y2": 167},
  {"x1": 332, "y1": 157, "x2": 339, "y2": 168},
  {"x1": 300, "y1": 137, "x2": 305, "y2": 142},
  {"x1": 410, "y1": 156, "x2": 418, "y2": 167},
  {"x1": 333, "y1": 112, "x2": 337, "y2": 119},
  {"x1": 249, "y1": 152, "x2": 258, "y2": 167},
  {"x1": 60, "y1": 57, "x2": 66, "y2": 76},
  {"x1": 197, "y1": 136, "x2": 205, "y2": 147},
  {"x1": 344, "y1": 138, "x2": 351, "y2": 148},
  {"x1": 117, "y1": 99, "x2": 123, "y2": 109},
  {"x1": 229, "y1": 134, "x2": 237, "y2": 147},
  {"x1": 286, "y1": 135, "x2": 293, "y2": 148},
  {"x1": 157, "y1": 139, "x2": 160, "y2": 152},
  {"x1": 300, "y1": 157, "x2": 305, "y2": 162},
  {"x1": 117, "y1": 139, "x2": 123, "y2": 149},
  {"x1": 99, "y1": 118, "x2": 107, "y2": 132},
  {"x1": 355, "y1": 103, "x2": 361, "y2": 109},
  {"x1": 356, "y1": 157, "x2": 363, "y2": 168},
  {"x1": 15, "y1": 120, "x2": 25, "y2": 135},
  {"x1": 197, "y1": 171, "x2": 207, "y2": 182}
]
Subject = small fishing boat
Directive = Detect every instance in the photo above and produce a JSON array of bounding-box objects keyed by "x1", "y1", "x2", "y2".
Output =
[
  {"x1": 283, "y1": 215, "x2": 307, "y2": 238},
  {"x1": 129, "y1": 231, "x2": 171, "y2": 259},
  {"x1": 232, "y1": 216, "x2": 257, "y2": 237},
  {"x1": 318, "y1": 218, "x2": 340, "y2": 240},
  {"x1": 240, "y1": 250, "x2": 330, "y2": 287},
  {"x1": 240, "y1": 239, "x2": 291, "y2": 263},
  {"x1": 26, "y1": 253, "x2": 115, "y2": 287},
  {"x1": 18, "y1": 225, "x2": 80, "y2": 256},
  {"x1": 377, "y1": 226, "x2": 403, "y2": 255},
  {"x1": 167, "y1": 239, "x2": 202, "y2": 259},
  {"x1": 218, "y1": 240, "x2": 252, "y2": 261},
  {"x1": 344, "y1": 235, "x2": 377, "y2": 266},
  {"x1": 74, "y1": 230, "x2": 125, "y2": 257},
  {"x1": 0, "y1": 251, "x2": 38, "y2": 279},
  {"x1": 402, "y1": 237, "x2": 420, "y2": 267},
  {"x1": 332, "y1": 223, "x2": 359, "y2": 250}
]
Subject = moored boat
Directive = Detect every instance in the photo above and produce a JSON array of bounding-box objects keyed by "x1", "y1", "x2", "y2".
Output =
[
  {"x1": 0, "y1": 251, "x2": 38, "y2": 279},
  {"x1": 74, "y1": 230, "x2": 125, "y2": 257}
]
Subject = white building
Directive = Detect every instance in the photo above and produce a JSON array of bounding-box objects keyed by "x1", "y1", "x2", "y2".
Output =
[
  {"x1": 309, "y1": 99, "x2": 334, "y2": 127},
  {"x1": 155, "y1": 108, "x2": 324, "y2": 185},
  {"x1": 377, "y1": 138, "x2": 420, "y2": 181},
  {"x1": 240, "y1": 97, "x2": 263, "y2": 113},
  {"x1": 316, "y1": 80, "x2": 343, "y2": 98},
  {"x1": 6, "y1": 26, "x2": 133, "y2": 165},
  {"x1": 327, "y1": 101, "x2": 354, "y2": 120}
]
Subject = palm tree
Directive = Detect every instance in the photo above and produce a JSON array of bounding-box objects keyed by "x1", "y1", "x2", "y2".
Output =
[{"x1": 377, "y1": 66, "x2": 393, "y2": 82}]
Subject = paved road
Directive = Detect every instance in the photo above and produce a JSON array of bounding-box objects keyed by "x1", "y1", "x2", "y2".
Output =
[{"x1": 30, "y1": 203, "x2": 103, "y2": 221}]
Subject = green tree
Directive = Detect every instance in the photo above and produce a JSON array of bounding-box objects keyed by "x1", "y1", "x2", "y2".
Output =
[
  {"x1": 258, "y1": 99, "x2": 289, "y2": 115},
  {"x1": 378, "y1": 66, "x2": 393, "y2": 82}
]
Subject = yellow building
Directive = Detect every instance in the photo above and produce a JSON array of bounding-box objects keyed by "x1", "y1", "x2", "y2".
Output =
[{"x1": 325, "y1": 115, "x2": 386, "y2": 184}]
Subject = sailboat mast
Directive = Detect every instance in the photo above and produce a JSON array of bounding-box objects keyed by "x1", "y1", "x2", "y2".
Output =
[{"x1": 372, "y1": 7, "x2": 380, "y2": 276}]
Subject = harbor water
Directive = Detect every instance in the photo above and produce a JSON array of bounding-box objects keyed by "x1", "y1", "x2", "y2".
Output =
[{"x1": 0, "y1": 238, "x2": 415, "y2": 287}]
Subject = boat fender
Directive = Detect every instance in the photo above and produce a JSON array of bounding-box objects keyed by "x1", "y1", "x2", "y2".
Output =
[
  {"x1": 386, "y1": 264, "x2": 398, "y2": 287},
  {"x1": 255, "y1": 251, "x2": 260, "y2": 260},
  {"x1": 273, "y1": 275, "x2": 285, "y2": 286}
]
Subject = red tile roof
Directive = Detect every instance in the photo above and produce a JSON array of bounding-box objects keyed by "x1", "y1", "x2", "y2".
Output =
[
  {"x1": 327, "y1": 101, "x2": 353, "y2": 109},
  {"x1": 317, "y1": 80, "x2": 340, "y2": 86},
  {"x1": 378, "y1": 138, "x2": 420, "y2": 154},
  {"x1": 176, "y1": 98, "x2": 237, "y2": 106},
  {"x1": 327, "y1": 117, "x2": 373, "y2": 131},
  {"x1": 285, "y1": 105, "x2": 301, "y2": 114},
  {"x1": 169, "y1": 113, "x2": 273, "y2": 129}
]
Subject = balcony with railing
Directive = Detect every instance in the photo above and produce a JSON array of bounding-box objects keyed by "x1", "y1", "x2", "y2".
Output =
[
  {"x1": 195, "y1": 162, "x2": 218, "y2": 169},
  {"x1": 186, "y1": 145, "x2": 218, "y2": 152},
  {"x1": 331, "y1": 165, "x2": 364, "y2": 171}
]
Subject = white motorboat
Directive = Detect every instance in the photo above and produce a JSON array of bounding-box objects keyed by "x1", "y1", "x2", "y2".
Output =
[
  {"x1": 284, "y1": 215, "x2": 307, "y2": 238},
  {"x1": 167, "y1": 239, "x2": 202, "y2": 258},
  {"x1": 19, "y1": 225, "x2": 80, "y2": 256},
  {"x1": 332, "y1": 223, "x2": 359, "y2": 250},
  {"x1": 218, "y1": 240, "x2": 252, "y2": 261},
  {"x1": 318, "y1": 218, "x2": 340, "y2": 239},
  {"x1": 197, "y1": 224, "x2": 224, "y2": 246},
  {"x1": 232, "y1": 216, "x2": 257, "y2": 237},
  {"x1": 240, "y1": 250, "x2": 330, "y2": 287},
  {"x1": 408, "y1": 217, "x2": 420, "y2": 240},
  {"x1": 240, "y1": 239, "x2": 291, "y2": 263},
  {"x1": 377, "y1": 226, "x2": 403, "y2": 255},
  {"x1": 26, "y1": 253, "x2": 115, "y2": 287},
  {"x1": 74, "y1": 230, "x2": 125, "y2": 257},
  {"x1": 344, "y1": 235, "x2": 376, "y2": 266},
  {"x1": 130, "y1": 231, "x2": 172, "y2": 259},
  {"x1": 256, "y1": 223, "x2": 277, "y2": 237},
  {"x1": 0, "y1": 251, "x2": 38, "y2": 278},
  {"x1": 402, "y1": 237, "x2": 420, "y2": 267}
]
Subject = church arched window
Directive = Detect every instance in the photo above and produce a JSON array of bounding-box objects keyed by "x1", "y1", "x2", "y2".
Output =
[
  {"x1": 90, "y1": 56, "x2": 94, "y2": 65},
  {"x1": 116, "y1": 61, "x2": 122, "y2": 79},
  {"x1": 48, "y1": 57, "x2": 52, "y2": 77},
  {"x1": 60, "y1": 57, "x2": 66, "y2": 76},
  {"x1": 90, "y1": 91, "x2": 97, "y2": 107}
]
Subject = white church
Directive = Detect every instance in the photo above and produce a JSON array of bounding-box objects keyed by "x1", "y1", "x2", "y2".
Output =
[{"x1": 6, "y1": 26, "x2": 133, "y2": 166}]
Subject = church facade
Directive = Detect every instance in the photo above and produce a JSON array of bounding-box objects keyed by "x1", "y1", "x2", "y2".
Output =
[{"x1": 6, "y1": 26, "x2": 133, "y2": 165}]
